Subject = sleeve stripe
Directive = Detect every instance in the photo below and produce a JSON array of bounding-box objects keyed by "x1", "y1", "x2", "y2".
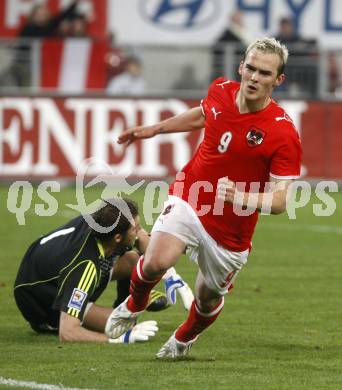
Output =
[
  {"x1": 79, "y1": 265, "x2": 92, "y2": 291},
  {"x1": 78, "y1": 263, "x2": 96, "y2": 293},
  {"x1": 270, "y1": 173, "x2": 300, "y2": 180},
  {"x1": 65, "y1": 261, "x2": 97, "y2": 319},
  {"x1": 69, "y1": 268, "x2": 96, "y2": 317},
  {"x1": 77, "y1": 262, "x2": 92, "y2": 291},
  {"x1": 68, "y1": 307, "x2": 77, "y2": 316},
  {"x1": 83, "y1": 267, "x2": 97, "y2": 293},
  {"x1": 200, "y1": 100, "x2": 205, "y2": 115}
]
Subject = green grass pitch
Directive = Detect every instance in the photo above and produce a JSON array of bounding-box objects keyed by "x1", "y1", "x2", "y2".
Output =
[{"x1": 0, "y1": 185, "x2": 341, "y2": 389}]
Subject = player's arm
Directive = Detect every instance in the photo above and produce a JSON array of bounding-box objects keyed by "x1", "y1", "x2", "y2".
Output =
[
  {"x1": 48, "y1": 0, "x2": 79, "y2": 31},
  {"x1": 59, "y1": 310, "x2": 110, "y2": 343},
  {"x1": 58, "y1": 261, "x2": 158, "y2": 343},
  {"x1": 217, "y1": 177, "x2": 293, "y2": 215},
  {"x1": 57, "y1": 260, "x2": 109, "y2": 342},
  {"x1": 117, "y1": 106, "x2": 205, "y2": 146},
  {"x1": 60, "y1": 305, "x2": 158, "y2": 344}
]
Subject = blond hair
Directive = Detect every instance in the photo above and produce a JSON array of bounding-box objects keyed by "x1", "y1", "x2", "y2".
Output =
[{"x1": 245, "y1": 37, "x2": 289, "y2": 75}]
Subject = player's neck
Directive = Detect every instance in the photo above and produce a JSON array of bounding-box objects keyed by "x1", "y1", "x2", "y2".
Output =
[
  {"x1": 102, "y1": 239, "x2": 117, "y2": 257},
  {"x1": 236, "y1": 90, "x2": 271, "y2": 114}
]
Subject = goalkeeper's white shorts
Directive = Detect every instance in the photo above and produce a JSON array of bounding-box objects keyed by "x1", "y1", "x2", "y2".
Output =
[{"x1": 152, "y1": 195, "x2": 249, "y2": 295}]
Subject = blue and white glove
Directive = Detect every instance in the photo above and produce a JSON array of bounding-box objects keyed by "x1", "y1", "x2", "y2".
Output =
[
  {"x1": 163, "y1": 267, "x2": 194, "y2": 310},
  {"x1": 177, "y1": 281, "x2": 194, "y2": 311},
  {"x1": 108, "y1": 321, "x2": 158, "y2": 344},
  {"x1": 164, "y1": 276, "x2": 185, "y2": 305}
]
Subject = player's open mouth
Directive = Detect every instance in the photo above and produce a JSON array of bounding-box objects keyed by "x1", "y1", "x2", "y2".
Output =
[{"x1": 247, "y1": 85, "x2": 257, "y2": 91}]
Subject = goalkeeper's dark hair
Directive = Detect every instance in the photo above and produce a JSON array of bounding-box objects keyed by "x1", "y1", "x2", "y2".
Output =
[{"x1": 90, "y1": 198, "x2": 138, "y2": 242}]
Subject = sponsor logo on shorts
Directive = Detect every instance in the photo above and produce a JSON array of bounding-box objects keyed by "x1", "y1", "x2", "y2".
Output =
[{"x1": 68, "y1": 288, "x2": 87, "y2": 311}]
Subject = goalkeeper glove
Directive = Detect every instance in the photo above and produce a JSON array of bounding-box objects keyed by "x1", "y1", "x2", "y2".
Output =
[
  {"x1": 164, "y1": 276, "x2": 184, "y2": 305},
  {"x1": 108, "y1": 321, "x2": 158, "y2": 344},
  {"x1": 177, "y1": 281, "x2": 194, "y2": 311},
  {"x1": 163, "y1": 267, "x2": 194, "y2": 310},
  {"x1": 164, "y1": 274, "x2": 194, "y2": 310}
]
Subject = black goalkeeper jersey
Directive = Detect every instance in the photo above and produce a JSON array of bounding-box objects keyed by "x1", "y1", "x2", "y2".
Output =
[{"x1": 14, "y1": 216, "x2": 116, "y2": 322}]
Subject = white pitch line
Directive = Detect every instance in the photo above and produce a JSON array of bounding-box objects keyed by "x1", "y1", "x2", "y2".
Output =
[
  {"x1": 260, "y1": 222, "x2": 342, "y2": 235},
  {"x1": 0, "y1": 377, "x2": 96, "y2": 390}
]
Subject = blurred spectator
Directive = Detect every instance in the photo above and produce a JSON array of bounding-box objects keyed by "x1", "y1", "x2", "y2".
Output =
[
  {"x1": 172, "y1": 65, "x2": 204, "y2": 91},
  {"x1": 215, "y1": 11, "x2": 250, "y2": 47},
  {"x1": 7, "y1": 0, "x2": 83, "y2": 87},
  {"x1": 69, "y1": 13, "x2": 88, "y2": 37},
  {"x1": 107, "y1": 57, "x2": 146, "y2": 95},
  {"x1": 19, "y1": 0, "x2": 80, "y2": 38},
  {"x1": 275, "y1": 16, "x2": 303, "y2": 44},
  {"x1": 211, "y1": 11, "x2": 251, "y2": 80},
  {"x1": 56, "y1": 13, "x2": 89, "y2": 38},
  {"x1": 275, "y1": 17, "x2": 318, "y2": 97},
  {"x1": 327, "y1": 52, "x2": 341, "y2": 94},
  {"x1": 57, "y1": 19, "x2": 73, "y2": 37},
  {"x1": 105, "y1": 32, "x2": 127, "y2": 83}
]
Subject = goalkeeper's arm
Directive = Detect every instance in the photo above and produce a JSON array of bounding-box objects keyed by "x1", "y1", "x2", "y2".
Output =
[{"x1": 59, "y1": 305, "x2": 158, "y2": 344}]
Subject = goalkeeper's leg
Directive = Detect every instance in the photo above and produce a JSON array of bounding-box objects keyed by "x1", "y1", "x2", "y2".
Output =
[
  {"x1": 111, "y1": 249, "x2": 169, "y2": 312},
  {"x1": 113, "y1": 278, "x2": 131, "y2": 308},
  {"x1": 111, "y1": 250, "x2": 139, "y2": 308}
]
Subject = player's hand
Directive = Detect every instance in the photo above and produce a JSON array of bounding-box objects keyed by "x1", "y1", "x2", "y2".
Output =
[
  {"x1": 108, "y1": 321, "x2": 158, "y2": 344},
  {"x1": 164, "y1": 275, "x2": 184, "y2": 305},
  {"x1": 117, "y1": 125, "x2": 159, "y2": 146},
  {"x1": 217, "y1": 177, "x2": 236, "y2": 204}
]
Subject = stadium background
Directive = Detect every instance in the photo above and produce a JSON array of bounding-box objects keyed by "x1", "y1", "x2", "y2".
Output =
[{"x1": 0, "y1": 1, "x2": 341, "y2": 389}]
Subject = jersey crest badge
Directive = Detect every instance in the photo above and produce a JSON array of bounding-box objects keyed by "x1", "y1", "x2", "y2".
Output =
[
  {"x1": 68, "y1": 288, "x2": 87, "y2": 311},
  {"x1": 246, "y1": 127, "x2": 266, "y2": 147}
]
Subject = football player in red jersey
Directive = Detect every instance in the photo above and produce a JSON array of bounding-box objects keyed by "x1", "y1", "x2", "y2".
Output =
[{"x1": 110, "y1": 37, "x2": 302, "y2": 358}]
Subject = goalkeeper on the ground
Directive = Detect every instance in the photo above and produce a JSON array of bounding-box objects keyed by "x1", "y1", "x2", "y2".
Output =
[{"x1": 14, "y1": 198, "x2": 193, "y2": 344}]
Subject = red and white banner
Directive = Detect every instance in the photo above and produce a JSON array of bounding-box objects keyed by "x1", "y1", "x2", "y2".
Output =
[
  {"x1": 0, "y1": 97, "x2": 341, "y2": 179},
  {"x1": 40, "y1": 39, "x2": 108, "y2": 91},
  {"x1": 0, "y1": 0, "x2": 107, "y2": 39}
]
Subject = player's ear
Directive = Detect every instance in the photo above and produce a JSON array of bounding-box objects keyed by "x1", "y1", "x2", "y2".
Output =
[
  {"x1": 238, "y1": 60, "x2": 244, "y2": 76},
  {"x1": 113, "y1": 233, "x2": 123, "y2": 243},
  {"x1": 274, "y1": 73, "x2": 285, "y2": 87}
]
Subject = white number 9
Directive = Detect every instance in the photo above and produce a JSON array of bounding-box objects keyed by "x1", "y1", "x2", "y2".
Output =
[{"x1": 218, "y1": 131, "x2": 232, "y2": 153}]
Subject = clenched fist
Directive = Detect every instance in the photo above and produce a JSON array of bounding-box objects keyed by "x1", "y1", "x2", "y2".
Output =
[{"x1": 217, "y1": 177, "x2": 236, "y2": 204}]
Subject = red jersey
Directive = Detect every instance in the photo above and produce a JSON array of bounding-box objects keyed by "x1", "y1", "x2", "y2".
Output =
[{"x1": 169, "y1": 78, "x2": 302, "y2": 252}]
